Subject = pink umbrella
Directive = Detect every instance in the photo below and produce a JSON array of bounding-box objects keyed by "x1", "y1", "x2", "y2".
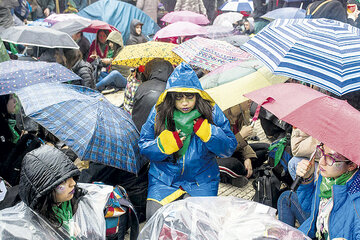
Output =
[
  {"x1": 244, "y1": 83, "x2": 360, "y2": 165},
  {"x1": 161, "y1": 11, "x2": 210, "y2": 25},
  {"x1": 154, "y1": 21, "x2": 207, "y2": 40}
]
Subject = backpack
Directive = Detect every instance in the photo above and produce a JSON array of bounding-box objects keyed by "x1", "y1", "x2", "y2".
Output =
[
  {"x1": 305, "y1": 0, "x2": 334, "y2": 18},
  {"x1": 104, "y1": 185, "x2": 139, "y2": 240},
  {"x1": 267, "y1": 134, "x2": 293, "y2": 187},
  {"x1": 252, "y1": 165, "x2": 281, "y2": 208}
]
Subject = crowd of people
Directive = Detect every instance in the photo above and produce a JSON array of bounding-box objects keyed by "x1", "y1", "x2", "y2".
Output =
[{"x1": 1, "y1": 0, "x2": 360, "y2": 239}]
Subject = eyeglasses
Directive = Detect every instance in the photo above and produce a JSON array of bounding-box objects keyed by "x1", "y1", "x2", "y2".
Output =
[
  {"x1": 315, "y1": 144, "x2": 350, "y2": 166},
  {"x1": 174, "y1": 93, "x2": 195, "y2": 101}
]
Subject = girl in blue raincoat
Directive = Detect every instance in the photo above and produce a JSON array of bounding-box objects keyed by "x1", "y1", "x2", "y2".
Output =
[{"x1": 138, "y1": 63, "x2": 237, "y2": 219}]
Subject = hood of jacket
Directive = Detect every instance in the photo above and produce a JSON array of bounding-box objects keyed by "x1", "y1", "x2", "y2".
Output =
[
  {"x1": 156, "y1": 62, "x2": 215, "y2": 106},
  {"x1": 144, "y1": 59, "x2": 174, "y2": 83},
  {"x1": 19, "y1": 145, "x2": 80, "y2": 209},
  {"x1": 130, "y1": 19, "x2": 144, "y2": 37},
  {"x1": 106, "y1": 30, "x2": 124, "y2": 49}
]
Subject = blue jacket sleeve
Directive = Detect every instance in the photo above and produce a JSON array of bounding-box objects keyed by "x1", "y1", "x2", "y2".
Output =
[
  {"x1": 138, "y1": 107, "x2": 171, "y2": 162},
  {"x1": 202, "y1": 105, "x2": 237, "y2": 158},
  {"x1": 297, "y1": 178, "x2": 317, "y2": 214}
]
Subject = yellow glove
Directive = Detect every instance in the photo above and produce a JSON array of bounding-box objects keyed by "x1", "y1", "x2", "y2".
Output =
[
  {"x1": 157, "y1": 130, "x2": 183, "y2": 155},
  {"x1": 193, "y1": 118, "x2": 211, "y2": 142}
]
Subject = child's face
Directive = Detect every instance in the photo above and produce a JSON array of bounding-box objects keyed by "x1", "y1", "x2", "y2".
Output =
[
  {"x1": 135, "y1": 25, "x2": 142, "y2": 35},
  {"x1": 6, "y1": 94, "x2": 17, "y2": 114},
  {"x1": 98, "y1": 31, "x2": 107, "y2": 44},
  {"x1": 318, "y1": 145, "x2": 353, "y2": 179},
  {"x1": 54, "y1": 177, "x2": 76, "y2": 203},
  {"x1": 174, "y1": 93, "x2": 196, "y2": 113}
]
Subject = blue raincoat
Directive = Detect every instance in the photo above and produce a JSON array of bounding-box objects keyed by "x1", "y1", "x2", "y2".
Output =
[
  {"x1": 138, "y1": 63, "x2": 237, "y2": 205},
  {"x1": 298, "y1": 170, "x2": 360, "y2": 239}
]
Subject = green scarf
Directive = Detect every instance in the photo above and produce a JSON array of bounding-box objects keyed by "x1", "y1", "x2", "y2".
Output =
[
  {"x1": 7, "y1": 119, "x2": 19, "y2": 144},
  {"x1": 170, "y1": 109, "x2": 201, "y2": 157},
  {"x1": 319, "y1": 170, "x2": 356, "y2": 198},
  {"x1": 52, "y1": 200, "x2": 74, "y2": 235}
]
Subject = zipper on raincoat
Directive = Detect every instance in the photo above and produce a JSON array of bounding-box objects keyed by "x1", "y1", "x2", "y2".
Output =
[{"x1": 181, "y1": 155, "x2": 185, "y2": 175}]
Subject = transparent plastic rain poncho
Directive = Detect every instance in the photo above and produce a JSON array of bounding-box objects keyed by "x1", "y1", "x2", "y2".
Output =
[
  {"x1": 139, "y1": 196, "x2": 311, "y2": 240},
  {"x1": 0, "y1": 183, "x2": 113, "y2": 240}
]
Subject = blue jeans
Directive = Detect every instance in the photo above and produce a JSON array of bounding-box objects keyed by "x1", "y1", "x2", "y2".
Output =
[
  {"x1": 96, "y1": 70, "x2": 127, "y2": 91},
  {"x1": 277, "y1": 190, "x2": 310, "y2": 227}
]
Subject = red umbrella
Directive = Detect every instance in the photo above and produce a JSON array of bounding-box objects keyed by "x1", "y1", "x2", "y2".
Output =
[
  {"x1": 81, "y1": 20, "x2": 119, "y2": 33},
  {"x1": 244, "y1": 83, "x2": 360, "y2": 165},
  {"x1": 161, "y1": 11, "x2": 210, "y2": 25}
]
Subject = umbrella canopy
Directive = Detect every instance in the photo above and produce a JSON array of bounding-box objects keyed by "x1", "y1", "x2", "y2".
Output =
[
  {"x1": 219, "y1": 0, "x2": 254, "y2": 12},
  {"x1": 206, "y1": 67, "x2": 288, "y2": 110},
  {"x1": 16, "y1": 83, "x2": 146, "y2": 174},
  {"x1": 154, "y1": 21, "x2": 207, "y2": 40},
  {"x1": 161, "y1": 11, "x2": 210, "y2": 25},
  {"x1": 218, "y1": 35, "x2": 250, "y2": 47},
  {"x1": 51, "y1": 18, "x2": 91, "y2": 35},
  {"x1": 242, "y1": 18, "x2": 360, "y2": 96},
  {"x1": 112, "y1": 41, "x2": 183, "y2": 67},
  {"x1": 173, "y1": 36, "x2": 251, "y2": 71},
  {"x1": 261, "y1": 7, "x2": 306, "y2": 21},
  {"x1": 81, "y1": 19, "x2": 119, "y2": 33},
  {"x1": 203, "y1": 25, "x2": 234, "y2": 39},
  {"x1": 200, "y1": 58, "x2": 263, "y2": 89},
  {"x1": 213, "y1": 12, "x2": 244, "y2": 27},
  {"x1": 0, "y1": 26, "x2": 79, "y2": 49},
  {"x1": 44, "y1": 13, "x2": 90, "y2": 25},
  {"x1": 244, "y1": 83, "x2": 360, "y2": 165},
  {"x1": 0, "y1": 60, "x2": 81, "y2": 95}
]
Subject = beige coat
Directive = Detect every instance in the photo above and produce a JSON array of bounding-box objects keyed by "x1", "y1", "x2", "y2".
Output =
[
  {"x1": 136, "y1": 0, "x2": 158, "y2": 23},
  {"x1": 224, "y1": 103, "x2": 257, "y2": 160},
  {"x1": 291, "y1": 128, "x2": 319, "y2": 158}
]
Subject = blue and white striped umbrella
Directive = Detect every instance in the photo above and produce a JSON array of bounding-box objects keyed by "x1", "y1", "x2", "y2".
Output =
[
  {"x1": 219, "y1": 0, "x2": 254, "y2": 12},
  {"x1": 16, "y1": 83, "x2": 147, "y2": 174},
  {"x1": 242, "y1": 18, "x2": 360, "y2": 95}
]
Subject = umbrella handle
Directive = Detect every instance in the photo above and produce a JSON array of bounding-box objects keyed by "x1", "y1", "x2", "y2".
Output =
[{"x1": 251, "y1": 97, "x2": 275, "y2": 122}]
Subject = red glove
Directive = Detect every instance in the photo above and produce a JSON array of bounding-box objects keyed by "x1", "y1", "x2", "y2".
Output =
[{"x1": 193, "y1": 118, "x2": 211, "y2": 142}]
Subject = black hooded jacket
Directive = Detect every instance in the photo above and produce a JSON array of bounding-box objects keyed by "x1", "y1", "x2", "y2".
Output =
[
  {"x1": 131, "y1": 60, "x2": 173, "y2": 131},
  {"x1": 306, "y1": 0, "x2": 348, "y2": 23},
  {"x1": 126, "y1": 19, "x2": 148, "y2": 45},
  {"x1": 19, "y1": 145, "x2": 80, "y2": 209},
  {"x1": 71, "y1": 59, "x2": 95, "y2": 89}
]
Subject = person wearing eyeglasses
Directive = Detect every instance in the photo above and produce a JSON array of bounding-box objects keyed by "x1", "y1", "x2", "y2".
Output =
[
  {"x1": 138, "y1": 63, "x2": 237, "y2": 220},
  {"x1": 295, "y1": 143, "x2": 360, "y2": 240}
]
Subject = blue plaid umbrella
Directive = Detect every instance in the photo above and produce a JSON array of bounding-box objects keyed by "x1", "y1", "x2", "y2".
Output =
[
  {"x1": 219, "y1": 0, "x2": 254, "y2": 12},
  {"x1": 16, "y1": 83, "x2": 146, "y2": 174},
  {"x1": 242, "y1": 18, "x2": 360, "y2": 95},
  {"x1": 0, "y1": 60, "x2": 81, "y2": 95}
]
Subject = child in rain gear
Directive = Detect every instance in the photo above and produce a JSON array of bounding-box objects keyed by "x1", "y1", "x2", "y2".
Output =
[
  {"x1": 0, "y1": 144, "x2": 128, "y2": 239},
  {"x1": 138, "y1": 63, "x2": 237, "y2": 220}
]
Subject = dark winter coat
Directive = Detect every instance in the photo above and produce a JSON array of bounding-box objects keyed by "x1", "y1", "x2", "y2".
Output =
[
  {"x1": 19, "y1": 145, "x2": 80, "y2": 208},
  {"x1": 77, "y1": 35, "x2": 90, "y2": 61},
  {"x1": 71, "y1": 59, "x2": 95, "y2": 89},
  {"x1": 306, "y1": 0, "x2": 347, "y2": 23},
  {"x1": 252, "y1": 0, "x2": 267, "y2": 20},
  {"x1": 131, "y1": 60, "x2": 174, "y2": 131},
  {"x1": 126, "y1": 19, "x2": 148, "y2": 45}
]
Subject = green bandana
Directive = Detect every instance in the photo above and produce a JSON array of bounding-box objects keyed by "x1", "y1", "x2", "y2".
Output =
[
  {"x1": 7, "y1": 119, "x2": 19, "y2": 144},
  {"x1": 170, "y1": 109, "x2": 201, "y2": 157},
  {"x1": 52, "y1": 200, "x2": 74, "y2": 236},
  {"x1": 319, "y1": 170, "x2": 356, "y2": 198}
]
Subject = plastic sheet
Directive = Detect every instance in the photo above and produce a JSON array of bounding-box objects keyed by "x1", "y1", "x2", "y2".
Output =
[
  {"x1": 0, "y1": 183, "x2": 113, "y2": 239},
  {"x1": 139, "y1": 196, "x2": 310, "y2": 240}
]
